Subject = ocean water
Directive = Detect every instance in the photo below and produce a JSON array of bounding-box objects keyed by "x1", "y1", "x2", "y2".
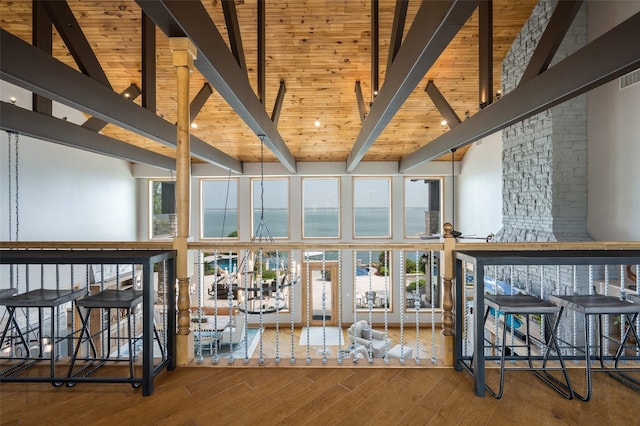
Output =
[
  {"x1": 203, "y1": 207, "x2": 429, "y2": 238},
  {"x1": 304, "y1": 208, "x2": 339, "y2": 237},
  {"x1": 202, "y1": 209, "x2": 238, "y2": 238}
]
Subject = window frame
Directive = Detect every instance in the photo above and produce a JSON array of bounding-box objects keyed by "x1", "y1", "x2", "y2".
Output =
[
  {"x1": 352, "y1": 176, "x2": 392, "y2": 239},
  {"x1": 200, "y1": 178, "x2": 240, "y2": 240},
  {"x1": 403, "y1": 176, "x2": 443, "y2": 239},
  {"x1": 353, "y1": 250, "x2": 393, "y2": 313},
  {"x1": 301, "y1": 177, "x2": 341, "y2": 239},
  {"x1": 148, "y1": 178, "x2": 176, "y2": 240},
  {"x1": 250, "y1": 177, "x2": 290, "y2": 240}
]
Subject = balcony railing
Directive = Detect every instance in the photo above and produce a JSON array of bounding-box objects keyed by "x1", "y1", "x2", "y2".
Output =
[{"x1": 2, "y1": 234, "x2": 639, "y2": 374}]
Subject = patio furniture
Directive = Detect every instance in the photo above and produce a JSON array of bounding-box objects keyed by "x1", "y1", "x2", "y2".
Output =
[
  {"x1": 218, "y1": 314, "x2": 246, "y2": 350},
  {"x1": 347, "y1": 320, "x2": 391, "y2": 358}
]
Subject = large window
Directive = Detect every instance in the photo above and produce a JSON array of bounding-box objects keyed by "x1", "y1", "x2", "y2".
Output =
[
  {"x1": 252, "y1": 177, "x2": 289, "y2": 239},
  {"x1": 405, "y1": 177, "x2": 442, "y2": 238},
  {"x1": 353, "y1": 177, "x2": 391, "y2": 238},
  {"x1": 354, "y1": 250, "x2": 392, "y2": 311},
  {"x1": 403, "y1": 251, "x2": 440, "y2": 310},
  {"x1": 302, "y1": 178, "x2": 340, "y2": 238},
  {"x1": 201, "y1": 179, "x2": 238, "y2": 239},
  {"x1": 150, "y1": 179, "x2": 176, "y2": 239}
]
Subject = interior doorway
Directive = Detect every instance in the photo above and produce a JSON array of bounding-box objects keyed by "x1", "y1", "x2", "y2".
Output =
[{"x1": 302, "y1": 262, "x2": 338, "y2": 326}]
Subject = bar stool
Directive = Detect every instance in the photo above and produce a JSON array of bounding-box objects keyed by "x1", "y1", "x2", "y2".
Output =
[
  {"x1": 480, "y1": 294, "x2": 573, "y2": 399},
  {"x1": 67, "y1": 288, "x2": 164, "y2": 388},
  {"x1": 0, "y1": 288, "x2": 85, "y2": 384},
  {"x1": 549, "y1": 294, "x2": 640, "y2": 401}
]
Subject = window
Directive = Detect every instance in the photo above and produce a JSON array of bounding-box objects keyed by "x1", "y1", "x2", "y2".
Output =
[
  {"x1": 403, "y1": 250, "x2": 440, "y2": 310},
  {"x1": 302, "y1": 178, "x2": 340, "y2": 238},
  {"x1": 150, "y1": 180, "x2": 176, "y2": 239},
  {"x1": 252, "y1": 177, "x2": 289, "y2": 239},
  {"x1": 404, "y1": 178, "x2": 442, "y2": 238},
  {"x1": 354, "y1": 250, "x2": 392, "y2": 311},
  {"x1": 201, "y1": 179, "x2": 238, "y2": 239},
  {"x1": 353, "y1": 177, "x2": 391, "y2": 238}
]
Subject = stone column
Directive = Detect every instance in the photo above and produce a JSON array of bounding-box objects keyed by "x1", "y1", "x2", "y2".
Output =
[{"x1": 171, "y1": 37, "x2": 196, "y2": 365}]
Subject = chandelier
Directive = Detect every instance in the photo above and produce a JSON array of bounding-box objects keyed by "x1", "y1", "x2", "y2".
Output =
[{"x1": 234, "y1": 135, "x2": 298, "y2": 314}]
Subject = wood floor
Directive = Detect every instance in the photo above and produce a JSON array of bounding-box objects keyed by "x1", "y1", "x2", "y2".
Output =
[
  {"x1": 2, "y1": 326, "x2": 640, "y2": 425},
  {"x1": 2, "y1": 364, "x2": 640, "y2": 425}
]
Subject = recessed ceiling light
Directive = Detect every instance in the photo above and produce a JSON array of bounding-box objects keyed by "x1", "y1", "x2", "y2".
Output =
[
  {"x1": 191, "y1": 122, "x2": 198, "y2": 129},
  {"x1": 314, "y1": 119, "x2": 321, "y2": 128},
  {"x1": 124, "y1": 92, "x2": 130, "y2": 98},
  {"x1": 441, "y1": 120, "x2": 447, "y2": 126},
  {"x1": 9, "y1": 96, "x2": 17, "y2": 104}
]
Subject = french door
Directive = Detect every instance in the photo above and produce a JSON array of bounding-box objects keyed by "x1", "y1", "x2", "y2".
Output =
[{"x1": 302, "y1": 262, "x2": 338, "y2": 326}]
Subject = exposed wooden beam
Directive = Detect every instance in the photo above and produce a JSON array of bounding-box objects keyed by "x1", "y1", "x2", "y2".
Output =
[
  {"x1": 1, "y1": 102, "x2": 175, "y2": 170},
  {"x1": 354, "y1": 81, "x2": 367, "y2": 124},
  {"x1": 222, "y1": 0, "x2": 247, "y2": 74},
  {"x1": 386, "y1": 0, "x2": 408, "y2": 75},
  {"x1": 346, "y1": 0, "x2": 479, "y2": 172},
  {"x1": 32, "y1": 0, "x2": 52, "y2": 116},
  {"x1": 0, "y1": 29, "x2": 242, "y2": 173},
  {"x1": 137, "y1": 0, "x2": 296, "y2": 173},
  {"x1": 82, "y1": 84, "x2": 142, "y2": 132},
  {"x1": 41, "y1": 0, "x2": 111, "y2": 88},
  {"x1": 399, "y1": 12, "x2": 640, "y2": 173},
  {"x1": 270, "y1": 80, "x2": 286, "y2": 125},
  {"x1": 478, "y1": 0, "x2": 493, "y2": 109},
  {"x1": 142, "y1": 11, "x2": 157, "y2": 112},
  {"x1": 425, "y1": 80, "x2": 461, "y2": 128},
  {"x1": 519, "y1": 0, "x2": 584, "y2": 86}
]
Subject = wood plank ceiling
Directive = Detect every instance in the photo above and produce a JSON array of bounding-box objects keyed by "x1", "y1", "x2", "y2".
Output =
[{"x1": 0, "y1": 0, "x2": 538, "y2": 169}]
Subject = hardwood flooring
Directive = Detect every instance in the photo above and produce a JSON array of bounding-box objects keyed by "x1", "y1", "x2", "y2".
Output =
[
  {"x1": 2, "y1": 327, "x2": 639, "y2": 425},
  {"x1": 2, "y1": 364, "x2": 639, "y2": 425}
]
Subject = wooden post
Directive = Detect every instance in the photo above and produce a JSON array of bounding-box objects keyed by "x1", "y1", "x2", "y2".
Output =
[
  {"x1": 170, "y1": 37, "x2": 196, "y2": 365},
  {"x1": 440, "y1": 222, "x2": 456, "y2": 365}
]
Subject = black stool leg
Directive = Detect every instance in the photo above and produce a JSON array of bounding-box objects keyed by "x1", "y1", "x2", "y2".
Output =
[
  {"x1": 49, "y1": 306, "x2": 62, "y2": 386},
  {"x1": 483, "y1": 309, "x2": 509, "y2": 399},
  {"x1": 66, "y1": 306, "x2": 99, "y2": 386},
  {"x1": 127, "y1": 307, "x2": 140, "y2": 388},
  {"x1": 0, "y1": 307, "x2": 32, "y2": 376},
  {"x1": 571, "y1": 314, "x2": 594, "y2": 401},
  {"x1": 609, "y1": 313, "x2": 640, "y2": 392},
  {"x1": 532, "y1": 312, "x2": 573, "y2": 399}
]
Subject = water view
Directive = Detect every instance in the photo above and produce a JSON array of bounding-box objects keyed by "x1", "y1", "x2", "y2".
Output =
[{"x1": 203, "y1": 206, "x2": 429, "y2": 238}]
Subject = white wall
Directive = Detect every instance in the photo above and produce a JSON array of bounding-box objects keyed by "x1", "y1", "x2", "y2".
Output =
[
  {"x1": 0, "y1": 133, "x2": 138, "y2": 241},
  {"x1": 1, "y1": 81, "x2": 138, "y2": 241},
  {"x1": 457, "y1": 132, "x2": 503, "y2": 239},
  {"x1": 587, "y1": 1, "x2": 640, "y2": 241}
]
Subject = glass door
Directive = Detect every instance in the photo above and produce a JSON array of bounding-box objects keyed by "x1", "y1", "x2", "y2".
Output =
[{"x1": 303, "y1": 263, "x2": 338, "y2": 326}]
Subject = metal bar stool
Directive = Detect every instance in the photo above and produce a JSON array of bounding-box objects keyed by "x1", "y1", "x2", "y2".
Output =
[
  {"x1": 0, "y1": 288, "x2": 85, "y2": 384},
  {"x1": 67, "y1": 288, "x2": 164, "y2": 388},
  {"x1": 479, "y1": 294, "x2": 573, "y2": 399},
  {"x1": 549, "y1": 294, "x2": 640, "y2": 401}
]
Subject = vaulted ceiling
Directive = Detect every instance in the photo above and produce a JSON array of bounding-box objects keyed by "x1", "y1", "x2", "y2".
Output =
[{"x1": 1, "y1": 1, "x2": 638, "y2": 174}]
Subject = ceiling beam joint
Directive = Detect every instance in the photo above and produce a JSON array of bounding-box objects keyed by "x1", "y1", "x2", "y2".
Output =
[
  {"x1": 137, "y1": 0, "x2": 295, "y2": 173},
  {"x1": 346, "y1": 0, "x2": 480, "y2": 172},
  {"x1": 519, "y1": 0, "x2": 584, "y2": 86},
  {"x1": 399, "y1": 11, "x2": 640, "y2": 172}
]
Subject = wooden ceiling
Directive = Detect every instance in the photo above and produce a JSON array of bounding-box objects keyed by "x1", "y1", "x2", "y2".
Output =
[{"x1": 0, "y1": 0, "x2": 538, "y2": 168}]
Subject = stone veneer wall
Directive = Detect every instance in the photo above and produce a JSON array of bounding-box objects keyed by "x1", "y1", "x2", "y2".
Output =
[{"x1": 495, "y1": 0, "x2": 590, "y2": 243}]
